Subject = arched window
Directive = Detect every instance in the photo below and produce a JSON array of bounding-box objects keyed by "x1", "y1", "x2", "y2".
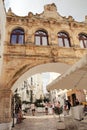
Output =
[
  {"x1": 10, "y1": 28, "x2": 25, "y2": 44},
  {"x1": 58, "y1": 32, "x2": 71, "y2": 47},
  {"x1": 79, "y1": 33, "x2": 87, "y2": 48},
  {"x1": 35, "y1": 30, "x2": 48, "y2": 45}
]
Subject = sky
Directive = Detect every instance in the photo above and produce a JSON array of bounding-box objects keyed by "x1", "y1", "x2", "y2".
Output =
[{"x1": 4, "y1": 0, "x2": 87, "y2": 22}]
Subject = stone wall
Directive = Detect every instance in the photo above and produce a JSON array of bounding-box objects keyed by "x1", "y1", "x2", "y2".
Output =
[
  {"x1": 1, "y1": 3, "x2": 87, "y2": 90},
  {"x1": 0, "y1": 3, "x2": 87, "y2": 128}
]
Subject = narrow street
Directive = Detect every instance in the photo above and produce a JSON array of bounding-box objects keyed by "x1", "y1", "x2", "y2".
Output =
[{"x1": 11, "y1": 112, "x2": 87, "y2": 130}]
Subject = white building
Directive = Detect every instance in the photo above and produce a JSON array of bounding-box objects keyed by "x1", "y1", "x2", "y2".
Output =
[
  {"x1": 49, "y1": 89, "x2": 68, "y2": 106},
  {"x1": 16, "y1": 73, "x2": 44, "y2": 104},
  {"x1": 0, "y1": 0, "x2": 6, "y2": 75},
  {"x1": 27, "y1": 73, "x2": 44, "y2": 100},
  {"x1": 16, "y1": 72, "x2": 61, "y2": 103},
  {"x1": 48, "y1": 72, "x2": 60, "y2": 84}
]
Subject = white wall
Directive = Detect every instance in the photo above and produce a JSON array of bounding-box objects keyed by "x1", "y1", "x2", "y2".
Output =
[{"x1": 0, "y1": 0, "x2": 6, "y2": 75}]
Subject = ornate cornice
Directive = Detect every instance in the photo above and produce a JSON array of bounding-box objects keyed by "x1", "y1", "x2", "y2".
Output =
[{"x1": 6, "y1": 3, "x2": 87, "y2": 29}]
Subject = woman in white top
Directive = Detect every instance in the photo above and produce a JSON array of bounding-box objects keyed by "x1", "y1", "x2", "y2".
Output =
[{"x1": 31, "y1": 103, "x2": 35, "y2": 116}]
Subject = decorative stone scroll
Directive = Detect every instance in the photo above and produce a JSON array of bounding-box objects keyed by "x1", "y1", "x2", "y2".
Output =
[
  {"x1": 44, "y1": 3, "x2": 57, "y2": 12},
  {"x1": 51, "y1": 47, "x2": 58, "y2": 56}
]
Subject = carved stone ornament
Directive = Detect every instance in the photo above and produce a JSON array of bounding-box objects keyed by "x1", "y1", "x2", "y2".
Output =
[
  {"x1": 51, "y1": 47, "x2": 58, "y2": 56},
  {"x1": 28, "y1": 12, "x2": 33, "y2": 18},
  {"x1": 44, "y1": 3, "x2": 57, "y2": 12},
  {"x1": 68, "y1": 16, "x2": 74, "y2": 21},
  {"x1": 7, "y1": 8, "x2": 15, "y2": 16}
]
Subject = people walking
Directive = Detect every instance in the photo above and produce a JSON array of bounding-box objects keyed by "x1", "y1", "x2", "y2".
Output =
[
  {"x1": 17, "y1": 108, "x2": 23, "y2": 123},
  {"x1": 31, "y1": 103, "x2": 36, "y2": 116},
  {"x1": 52, "y1": 102, "x2": 55, "y2": 114},
  {"x1": 75, "y1": 99, "x2": 79, "y2": 106},
  {"x1": 65, "y1": 100, "x2": 71, "y2": 115},
  {"x1": 45, "y1": 102, "x2": 48, "y2": 115}
]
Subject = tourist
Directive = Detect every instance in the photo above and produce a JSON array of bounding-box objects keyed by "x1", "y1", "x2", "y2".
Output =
[
  {"x1": 84, "y1": 105, "x2": 87, "y2": 116},
  {"x1": 31, "y1": 103, "x2": 36, "y2": 116},
  {"x1": 65, "y1": 100, "x2": 71, "y2": 115},
  {"x1": 75, "y1": 99, "x2": 79, "y2": 106},
  {"x1": 52, "y1": 102, "x2": 55, "y2": 114},
  {"x1": 45, "y1": 102, "x2": 48, "y2": 115},
  {"x1": 17, "y1": 108, "x2": 23, "y2": 123},
  {"x1": 48, "y1": 102, "x2": 53, "y2": 115}
]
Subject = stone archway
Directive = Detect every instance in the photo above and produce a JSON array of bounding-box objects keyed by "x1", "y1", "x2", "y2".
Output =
[
  {"x1": 0, "y1": 45, "x2": 86, "y2": 128},
  {"x1": 0, "y1": 2, "x2": 87, "y2": 129},
  {"x1": 1, "y1": 45, "x2": 85, "y2": 90},
  {"x1": 11, "y1": 62, "x2": 70, "y2": 91}
]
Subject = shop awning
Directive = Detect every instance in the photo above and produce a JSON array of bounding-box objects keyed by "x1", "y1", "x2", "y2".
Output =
[{"x1": 47, "y1": 54, "x2": 87, "y2": 91}]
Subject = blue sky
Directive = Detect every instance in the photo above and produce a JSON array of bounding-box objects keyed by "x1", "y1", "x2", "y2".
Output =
[{"x1": 4, "y1": 0, "x2": 87, "y2": 22}]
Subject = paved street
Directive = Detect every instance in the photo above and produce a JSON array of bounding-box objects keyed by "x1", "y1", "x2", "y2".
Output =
[{"x1": 11, "y1": 112, "x2": 87, "y2": 130}]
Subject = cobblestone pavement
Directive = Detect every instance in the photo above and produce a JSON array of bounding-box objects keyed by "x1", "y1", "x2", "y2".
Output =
[
  {"x1": 78, "y1": 116, "x2": 87, "y2": 130},
  {"x1": 64, "y1": 115, "x2": 87, "y2": 130},
  {"x1": 11, "y1": 112, "x2": 87, "y2": 130}
]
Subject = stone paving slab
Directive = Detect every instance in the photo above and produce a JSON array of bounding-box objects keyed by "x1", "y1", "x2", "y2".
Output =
[
  {"x1": 78, "y1": 116, "x2": 87, "y2": 130},
  {"x1": 11, "y1": 114, "x2": 87, "y2": 130}
]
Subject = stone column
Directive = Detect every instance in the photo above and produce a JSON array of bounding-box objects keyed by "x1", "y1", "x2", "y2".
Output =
[{"x1": 0, "y1": 89, "x2": 12, "y2": 130}]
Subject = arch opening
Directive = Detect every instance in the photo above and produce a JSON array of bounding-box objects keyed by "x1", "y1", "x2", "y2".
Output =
[{"x1": 11, "y1": 62, "x2": 70, "y2": 92}]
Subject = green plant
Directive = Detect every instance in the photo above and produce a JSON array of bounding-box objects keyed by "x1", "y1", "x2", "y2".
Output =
[
  {"x1": 54, "y1": 106, "x2": 63, "y2": 115},
  {"x1": 35, "y1": 99, "x2": 44, "y2": 107}
]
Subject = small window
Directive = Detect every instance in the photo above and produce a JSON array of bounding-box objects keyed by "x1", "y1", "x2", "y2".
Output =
[
  {"x1": 35, "y1": 30, "x2": 48, "y2": 45},
  {"x1": 58, "y1": 32, "x2": 71, "y2": 47},
  {"x1": 79, "y1": 33, "x2": 87, "y2": 48},
  {"x1": 10, "y1": 28, "x2": 25, "y2": 44}
]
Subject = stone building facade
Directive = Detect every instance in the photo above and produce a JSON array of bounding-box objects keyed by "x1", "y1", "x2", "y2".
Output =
[
  {"x1": 67, "y1": 89, "x2": 86, "y2": 106},
  {"x1": 0, "y1": 1, "x2": 87, "y2": 130}
]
